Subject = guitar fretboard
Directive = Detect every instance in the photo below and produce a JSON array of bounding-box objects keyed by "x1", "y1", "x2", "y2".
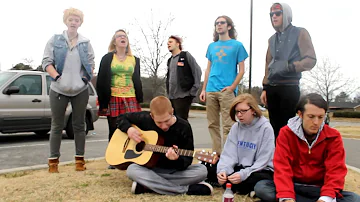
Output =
[{"x1": 144, "y1": 144, "x2": 194, "y2": 157}]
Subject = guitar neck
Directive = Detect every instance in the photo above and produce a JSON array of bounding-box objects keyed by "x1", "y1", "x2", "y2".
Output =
[{"x1": 144, "y1": 144, "x2": 194, "y2": 157}]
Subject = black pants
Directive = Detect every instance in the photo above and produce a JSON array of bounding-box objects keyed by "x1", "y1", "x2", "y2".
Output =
[
  {"x1": 266, "y1": 85, "x2": 300, "y2": 139},
  {"x1": 222, "y1": 166, "x2": 274, "y2": 195},
  {"x1": 107, "y1": 116, "x2": 117, "y2": 142},
  {"x1": 170, "y1": 96, "x2": 193, "y2": 121}
]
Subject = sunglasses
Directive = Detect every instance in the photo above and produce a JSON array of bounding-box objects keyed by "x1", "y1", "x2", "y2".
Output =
[
  {"x1": 215, "y1": 21, "x2": 227, "y2": 25},
  {"x1": 270, "y1": 10, "x2": 283, "y2": 17}
]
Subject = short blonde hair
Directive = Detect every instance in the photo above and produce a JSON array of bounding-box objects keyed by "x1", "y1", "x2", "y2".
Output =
[
  {"x1": 108, "y1": 29, "x2": 133, "y2": 56},
  {"x1": 150, "y1": 96, "x2": 172, "y2": 116},
  {"x1": 229, "y1": 93, "x2": 262, "y2": 122},
  {"x1": 63, "y1": 8, "x2": 84, "y2": 25}
]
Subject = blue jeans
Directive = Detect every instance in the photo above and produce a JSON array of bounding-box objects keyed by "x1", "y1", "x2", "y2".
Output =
[{"x1": 254, "y1": 180, "x2": 360, "y2": 202}]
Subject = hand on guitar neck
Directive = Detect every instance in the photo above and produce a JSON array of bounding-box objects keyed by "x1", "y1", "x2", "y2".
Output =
[
  {"x1": 165, "y1": 145, "x2": 180, "y2": 160},
  {"x1": 127, "y1": 127, "x2": 144, "y2": 143}
]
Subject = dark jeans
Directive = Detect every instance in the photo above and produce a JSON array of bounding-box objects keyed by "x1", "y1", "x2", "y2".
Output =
[
  {"x1": 266, "y1": 85, "x2": 300, "y2": 139},
  {"x1": 254, "y1": 180, "x2": 360, "y2": 202},
  {"x1": 222, "y1": 166, "x2": 274, "y2": 195},
  {"x1": 170, "y1": 96, "x2": 193, "y2": 121}
]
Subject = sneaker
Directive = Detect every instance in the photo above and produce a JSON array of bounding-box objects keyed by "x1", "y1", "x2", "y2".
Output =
[
  {"x1": 186, "y1": 181, "x2": 213, "y2": 195},
  {"x1": 249, "y1": 190, "x2": 256, "y2": 198},
  {"x1": 130, "y1": 181, "x2": 153, "y2": 194},
  {"x1": 205, "y1": 179, "x2": 222, "y2": 188},
  {"x1": 108, "y1": 165, "x2": 116, "y2": 169}
]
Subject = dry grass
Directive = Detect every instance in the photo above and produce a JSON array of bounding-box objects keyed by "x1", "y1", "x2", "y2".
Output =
[
  {"x1": 0, "y1": 159, "x2": 359, "y2": 202},
  {"x1": 333, "y1": 126, "x2": 360, "y2": 139}
]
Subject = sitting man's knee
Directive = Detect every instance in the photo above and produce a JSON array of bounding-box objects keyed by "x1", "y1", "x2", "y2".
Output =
[
  {"x1": 193, "y1": 164, "x2": 208, "y2": 179},
  {"x1": 254, "y1": 180, "x2": 276, "y2": 202},
  {"x1": 126, "y1": 164, "x2": 139, "y2": 179}
]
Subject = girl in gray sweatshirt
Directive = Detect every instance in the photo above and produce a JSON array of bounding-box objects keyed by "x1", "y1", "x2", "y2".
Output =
[{"x1": 216, "y1": 93, "x2": 275, "y2": 196}]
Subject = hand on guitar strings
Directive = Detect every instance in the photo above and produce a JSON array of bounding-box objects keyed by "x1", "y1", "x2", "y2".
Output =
[
  {"x1": 165, "y1": 145, "x2": 180, "y2": 160},
  {"x1": 127, "y1": 127, "x2": 144, "y2": 143}
]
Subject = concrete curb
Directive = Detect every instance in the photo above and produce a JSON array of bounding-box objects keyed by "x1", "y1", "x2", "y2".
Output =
[
  {"x1": 0, "y1": 157, "x2": 105, "y2": 175},
  {"x1": 1, "y1": 156, "x2": 360, "y2": 176},
  {"x1": 347, "y1": 164, "x2": 360, "y2": 174}
]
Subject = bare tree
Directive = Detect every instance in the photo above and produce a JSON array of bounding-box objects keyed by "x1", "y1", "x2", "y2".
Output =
[
  {"x1": 302, "y1": 57, "x2": 359, "y2": 104},
  {"x1": 130, "y1": 11, "x2": 175, "y2": 99},
  {"x1": 23, "y1": 58, "x2": 34, "y2": 68}
]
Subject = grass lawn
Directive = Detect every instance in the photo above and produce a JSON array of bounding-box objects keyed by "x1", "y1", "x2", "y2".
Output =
[{"x1": 0, "y1": 158, "x2": 359, "y2": 202}]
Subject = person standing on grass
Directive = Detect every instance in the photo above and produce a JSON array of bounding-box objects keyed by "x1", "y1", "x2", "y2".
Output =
[
  {"x1": 117, "y1": 96, "x2": 213, "y2": 196},
  {"x1": 199, "y1": 15, "x2": 248, "y2": 155},
  {"x1": 255, "y1": 93, "x2": 360, "y2": 202},
  {"x1": 42, "y1": 7, "x2": 95, "y2": 173},
  {"x1": 166, "y1": 35, "x2": 202, "y2": 121},
  {"x1": 96, "y1": 29, "x2": 143, "y2": 169}
]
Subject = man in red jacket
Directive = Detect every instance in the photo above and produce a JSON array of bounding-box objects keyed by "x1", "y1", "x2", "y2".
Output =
[{"x1": 254, "y1": 93, "x2": 360, "y2": 202}]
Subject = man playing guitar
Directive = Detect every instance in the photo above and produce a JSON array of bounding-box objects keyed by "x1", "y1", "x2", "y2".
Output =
[{"x1": 116, "y1": 96, "x2": 213, "y2": 195}]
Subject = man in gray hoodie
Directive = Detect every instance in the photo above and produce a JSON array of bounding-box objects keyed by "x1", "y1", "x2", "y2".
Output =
[{"x1": 260, "y1": 3, "x2": 317, "y2": 139}]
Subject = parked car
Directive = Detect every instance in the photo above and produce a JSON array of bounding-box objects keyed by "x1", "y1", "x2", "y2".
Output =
[{"x1": 0, "y1": 70, "x2": 99, "y2": 139}]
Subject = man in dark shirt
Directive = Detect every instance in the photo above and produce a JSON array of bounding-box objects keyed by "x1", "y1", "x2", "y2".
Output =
[
  {"x1": 117, "y1": 96, "x2": 213, "y2": 195},
  {"x1": 166, "y1": 35, "x2": 202, "y2": 121}
]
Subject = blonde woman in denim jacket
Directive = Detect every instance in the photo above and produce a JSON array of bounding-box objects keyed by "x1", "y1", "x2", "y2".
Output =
[{"x1": 42, "y1": 7, "x2": 95, "y2": 173}]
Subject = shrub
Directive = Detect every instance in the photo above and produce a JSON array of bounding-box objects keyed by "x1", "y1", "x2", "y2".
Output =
[
  {"x1": 140, "y1": 103, "x2": 206, "y2": 111},
  {"x1": 333, "y1": 111, "x2": 360, "y2": 118}
]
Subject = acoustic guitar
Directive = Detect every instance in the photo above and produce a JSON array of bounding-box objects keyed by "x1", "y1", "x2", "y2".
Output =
[{"x1": 105, "y1": 126, "x2": 218, "y2": 170}]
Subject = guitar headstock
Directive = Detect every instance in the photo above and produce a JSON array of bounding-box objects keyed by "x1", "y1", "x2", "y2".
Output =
[{"x1": 194, "y1": 150, "x2": 219, "y2": 164}]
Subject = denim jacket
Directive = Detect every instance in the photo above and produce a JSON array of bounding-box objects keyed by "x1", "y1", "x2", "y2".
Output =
[{"x1": 53, "y1": 34, "x2": 93, "y2": 81}]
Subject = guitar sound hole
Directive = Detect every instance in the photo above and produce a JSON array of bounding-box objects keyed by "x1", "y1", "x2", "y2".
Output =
[{"x1": 135, "y1": 141, "x2": 145, "y2": 152}]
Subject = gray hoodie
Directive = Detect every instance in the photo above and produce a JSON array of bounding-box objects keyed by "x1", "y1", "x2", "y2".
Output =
[
  {"x1": 287, "y1": 116, "x2": 325, "y2": 149},
  {"x1": 217, "y1": 116, "x2": 275, "y2": 182},
  {"x1": 271, "y1": 3, "x2": 293, "y2": 32}
]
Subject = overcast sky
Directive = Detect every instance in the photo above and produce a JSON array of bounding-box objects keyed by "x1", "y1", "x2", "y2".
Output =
[{"x1": 0, "y1": 0, "x2": 359, "y2": 88}]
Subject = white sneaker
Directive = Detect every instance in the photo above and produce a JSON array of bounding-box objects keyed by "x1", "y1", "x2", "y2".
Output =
[{"x1": 198, "y1": 181, "x2": 214, "y2": 195}]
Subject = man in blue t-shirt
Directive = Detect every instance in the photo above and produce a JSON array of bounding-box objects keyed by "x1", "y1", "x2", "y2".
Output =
[{"x1": 199, "y1": 15, "x2": 248, "y2": 155}]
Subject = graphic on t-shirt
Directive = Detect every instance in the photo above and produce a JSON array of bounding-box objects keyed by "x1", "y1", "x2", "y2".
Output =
[
  {"x1": 110, "y1": 55, "x2": 136, "y2": 97},
  {"x1": 216, "y1": 49, "x2": 227, "y2": 61}
]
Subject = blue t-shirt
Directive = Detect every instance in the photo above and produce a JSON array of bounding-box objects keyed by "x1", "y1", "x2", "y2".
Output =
[{"x1": 205, "y1": 39, "x2": 248, "y2": 92}]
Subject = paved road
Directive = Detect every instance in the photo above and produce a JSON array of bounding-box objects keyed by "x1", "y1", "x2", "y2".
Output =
[{"x1": 0, "y1": 111, "x2": 359, "y2": 171}]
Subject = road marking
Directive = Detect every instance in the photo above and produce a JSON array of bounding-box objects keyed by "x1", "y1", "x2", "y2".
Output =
[{"x1": 0, "y1": 139, "x2": 108, "y2": 149}]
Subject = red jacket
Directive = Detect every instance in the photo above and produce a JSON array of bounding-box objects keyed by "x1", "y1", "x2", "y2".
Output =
[{"x1": 274, "y1": 123, "x2": 347, "y2": 199}]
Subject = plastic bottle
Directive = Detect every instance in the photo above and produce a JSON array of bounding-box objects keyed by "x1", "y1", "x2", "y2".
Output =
[{"x1": 222, "y1": 183, "x2": 234, "y2": 202}]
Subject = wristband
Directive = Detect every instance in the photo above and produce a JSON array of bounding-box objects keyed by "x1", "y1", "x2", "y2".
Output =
[{"x1": 54, "y1": 75, "x2": 61, "y2": 81}]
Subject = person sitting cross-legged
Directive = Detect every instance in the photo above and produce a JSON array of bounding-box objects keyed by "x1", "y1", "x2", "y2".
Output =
[
  {"x1": 116, "y1": 96, "x2": 213, "y2": 195},
  {"x1": 255, "y1": 93, "x2": 360, "y2": 202},
  {"x1": 216, "y1": 93, "x2": 275, "y2": 199}
]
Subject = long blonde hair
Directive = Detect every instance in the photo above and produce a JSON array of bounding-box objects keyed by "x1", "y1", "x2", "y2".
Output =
[{"x1": 108, "y1": 29, "x2": 133, "y2": 56}]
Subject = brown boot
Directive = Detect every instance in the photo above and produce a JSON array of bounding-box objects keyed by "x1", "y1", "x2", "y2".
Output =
[
  {"x1": 48, "y1": 158, "x2": 59, "y2": 173},
  {"x1": 75, "y1": 156, "x2": 86, "y2": 171}
]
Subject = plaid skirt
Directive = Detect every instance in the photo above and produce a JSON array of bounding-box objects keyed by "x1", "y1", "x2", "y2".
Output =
[{"x1": 98, "y1": 96, "x2": 141, "y2": 117}]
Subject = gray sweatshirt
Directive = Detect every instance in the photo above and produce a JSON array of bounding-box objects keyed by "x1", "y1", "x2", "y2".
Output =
[{"x1": 217, "y1": 116, "x2": 275, "y2": 182}]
